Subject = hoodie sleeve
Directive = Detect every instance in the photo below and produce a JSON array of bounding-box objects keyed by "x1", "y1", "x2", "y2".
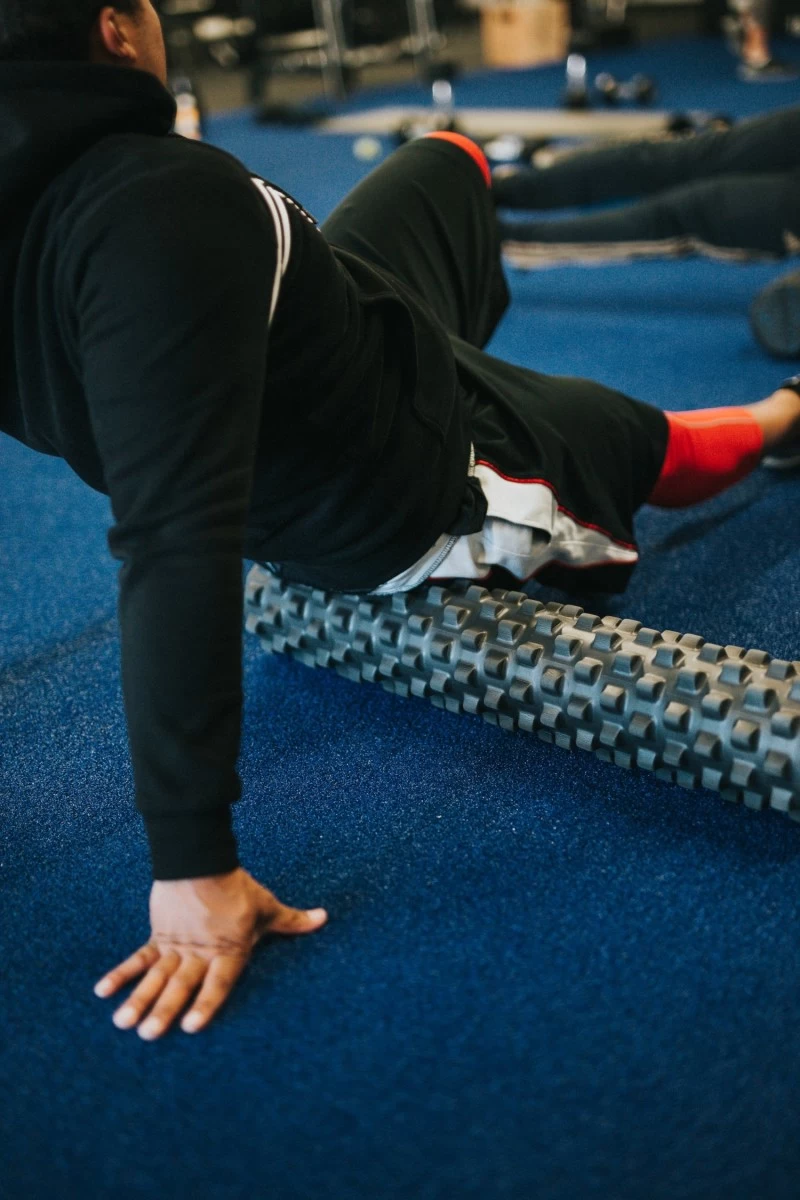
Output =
[{"x1": 71, "y1": 154, "x2": 278, "y2": 880}]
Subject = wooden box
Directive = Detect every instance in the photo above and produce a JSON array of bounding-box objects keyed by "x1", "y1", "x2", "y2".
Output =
[{"x1": 480, "y1": 1, "x2": 570, "y2": 67}]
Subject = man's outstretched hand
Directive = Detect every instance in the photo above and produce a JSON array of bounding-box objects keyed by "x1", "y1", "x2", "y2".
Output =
[{"x1": 94, "y1": 868, "x2": 327, "y2": 1039}]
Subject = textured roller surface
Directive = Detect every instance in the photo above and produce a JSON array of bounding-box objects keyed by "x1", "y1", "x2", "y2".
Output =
[{"x1": 245, "y1": 565, "x2": 800, "y2": 820}]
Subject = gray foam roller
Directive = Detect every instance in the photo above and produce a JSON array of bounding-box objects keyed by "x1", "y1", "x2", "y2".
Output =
[{"x1": 245, "y1": 565, "x2": 800, "y2": 821}]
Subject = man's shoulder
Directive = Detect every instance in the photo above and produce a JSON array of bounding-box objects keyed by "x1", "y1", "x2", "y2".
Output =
[
  {"x1": 57, "y1": 134, "x2": 269, "y2": 259},
  {"x1": 73, "y1": 131, "x2": 252, "y2": 198}
]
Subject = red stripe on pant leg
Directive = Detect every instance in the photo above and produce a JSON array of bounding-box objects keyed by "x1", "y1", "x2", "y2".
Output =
[
  {"x1": 423, "y1": 131, "x2": 492, "y2": 188},
  {"x1": 648, "y1": 408, "x2": 764, "y2": 508}
]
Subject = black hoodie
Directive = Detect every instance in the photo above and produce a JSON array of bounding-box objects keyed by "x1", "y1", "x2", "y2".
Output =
[{"x1": 0, "y1": 63, "x2": 471, "y2": 879}]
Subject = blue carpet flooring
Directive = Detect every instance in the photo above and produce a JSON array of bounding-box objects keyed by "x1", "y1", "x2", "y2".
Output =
[{"x1": 2, "y1": 37, "x2": 800, "y2": 1200}]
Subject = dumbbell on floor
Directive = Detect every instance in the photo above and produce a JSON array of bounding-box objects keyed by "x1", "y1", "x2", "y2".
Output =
[{"x1": 595, "y1": 72, "x2": 656, "y2": 105}]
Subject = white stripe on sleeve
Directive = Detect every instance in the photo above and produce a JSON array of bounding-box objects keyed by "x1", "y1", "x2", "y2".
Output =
[{"x1": 250, "y1": 177, "x2": 293, "y2": 325}]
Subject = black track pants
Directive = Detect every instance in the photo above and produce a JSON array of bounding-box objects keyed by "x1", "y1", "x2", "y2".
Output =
[{"x1": 323, "y1": 136, "x2": 509, "y2": 346}]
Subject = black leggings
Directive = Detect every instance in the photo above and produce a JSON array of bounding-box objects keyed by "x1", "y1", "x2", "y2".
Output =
[{"x1": 494, "y1": 106, "x2": 800, "y2": 256}]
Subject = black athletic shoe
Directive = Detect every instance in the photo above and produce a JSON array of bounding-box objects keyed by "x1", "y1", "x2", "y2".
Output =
[
  {"x1": 762, "y1": 440, "x2": 800, "y2": 469},
  {"x1": 750, "y1": 270, "x2": 800, "y2": 359},
  {"x1": 762, "y1": 374, "x2": 800, "y2": 469}
]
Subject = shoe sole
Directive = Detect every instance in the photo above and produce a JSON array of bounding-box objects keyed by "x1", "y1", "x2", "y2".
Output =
[
  {"x1": 736, "y1": 61, "x2": 799, "y2": 82},
  {"x1": 750, "y1": 275, "x2": 800, "y2": 359},
  {"x1": 762, "y1": 451, "x2": 800, "y2": 470}
]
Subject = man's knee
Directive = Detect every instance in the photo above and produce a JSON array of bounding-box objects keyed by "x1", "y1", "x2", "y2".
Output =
[{"x1": 422, "y1": 132, "x2": 492, "y2": 189}]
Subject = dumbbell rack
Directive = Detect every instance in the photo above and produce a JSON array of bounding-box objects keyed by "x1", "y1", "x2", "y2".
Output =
[{"x1": 243, "y1": 0, "x2": 446, "y2": 107}]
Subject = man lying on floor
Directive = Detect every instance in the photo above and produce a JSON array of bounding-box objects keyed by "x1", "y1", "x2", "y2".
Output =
[
  {"x1": 493, "y1": 106, "x2": 800, "y2": 359},
  {"x1": 2, "y1": 0, "x2": 800, "y2": 1040}
]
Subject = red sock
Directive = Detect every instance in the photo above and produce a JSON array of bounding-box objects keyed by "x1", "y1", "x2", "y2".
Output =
[
  {"x1": 648, "y1": 408, "x2": 764, "y2": 508},
  {"x1": 423, "y1": 131, "x2": 492, "y2": 189}
]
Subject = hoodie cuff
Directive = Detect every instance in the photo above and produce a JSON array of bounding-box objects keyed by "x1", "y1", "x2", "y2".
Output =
[{"x1": 143, "y1": 807, "x2": 239, "y2": 881}]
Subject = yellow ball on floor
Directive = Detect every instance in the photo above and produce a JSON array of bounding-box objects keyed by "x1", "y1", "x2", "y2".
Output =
[{"x1": 353, "y1": 136, "x2": 383, "y2": 162}]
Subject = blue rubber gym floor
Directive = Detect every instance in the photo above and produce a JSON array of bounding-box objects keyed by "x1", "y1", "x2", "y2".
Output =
[{"x1": 2, "y1": 35, "x2": 799, "y2": 1200}]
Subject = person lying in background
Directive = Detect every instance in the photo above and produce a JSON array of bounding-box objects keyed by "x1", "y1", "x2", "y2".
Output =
[{"x1": 494, "y1": 106, "x2": 800, "y2": 358}]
